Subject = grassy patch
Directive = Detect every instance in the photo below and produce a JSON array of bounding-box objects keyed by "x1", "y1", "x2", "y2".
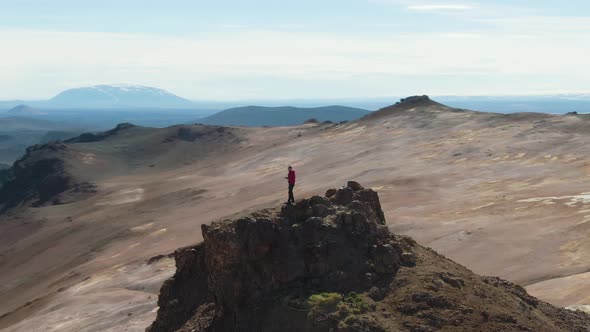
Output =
[
  {"x1": 307, "y1": 292, "x2": 343, "y2": 311},
  {"x1": 344, "y1": 292, "x2": 371, "y2": 314},
  {"x1": 303, "y1": 292, "x2": 375, "y2": 329}
]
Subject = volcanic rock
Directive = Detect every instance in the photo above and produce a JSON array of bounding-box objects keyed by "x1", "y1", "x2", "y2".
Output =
[
  {"x1": 0, "y1": 142, "x2": 73, "y2": 211},
  {"x1": 147, "y1": 183, "x2": 590, "y2": 332}
]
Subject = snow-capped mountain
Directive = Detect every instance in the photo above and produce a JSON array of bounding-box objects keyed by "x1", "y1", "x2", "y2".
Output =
[{"x1": 47, "y1": 84, "x2": 195, "y2": 108}]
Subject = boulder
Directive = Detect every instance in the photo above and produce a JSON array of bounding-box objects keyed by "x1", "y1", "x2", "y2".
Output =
[
  {"x1": 347, "y1": 180, "x2": 364, "y2": 192},
  {"x1": 325, "y1": 188, "x2": 337, "y2": 198}
]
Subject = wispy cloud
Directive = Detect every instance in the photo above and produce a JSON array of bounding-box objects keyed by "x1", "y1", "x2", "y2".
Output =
[
  {"x1": 407, "y1": 4, "x2": 474, "y2": 11},
  {"x1": 1, "y1": 9, "x2": 589, "y2": 99},
  {"x1": 370, "y1": 0, "x2": 475, "y2": 11}
]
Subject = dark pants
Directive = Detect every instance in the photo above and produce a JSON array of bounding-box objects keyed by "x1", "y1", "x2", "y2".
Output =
[{"x1": 288, "y1": 184, "x2": 295, "y2": 203}]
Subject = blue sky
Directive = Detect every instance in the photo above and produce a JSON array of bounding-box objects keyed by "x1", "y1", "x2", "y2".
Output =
[{"x1": 0, "y1": 0, "x2": 589, "y2": 99}]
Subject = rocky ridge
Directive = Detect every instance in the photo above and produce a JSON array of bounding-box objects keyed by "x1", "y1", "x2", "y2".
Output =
[
  {"x1": 147, "y1": 182, "x2": 590, "y2": 332},
  {"x1": 0, "y1": 142, "x2": 75, "y2": 211},
  {"x1": 65, "y1": 122, "x2": 137, "y2": 143},
  {"x1": 360, "y1": 95, "x2": 448, "y2": 122}
]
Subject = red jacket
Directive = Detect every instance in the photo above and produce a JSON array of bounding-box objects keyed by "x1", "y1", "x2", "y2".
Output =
[{"x1": 288, "y1": 170, "x2": 296, "y2": 185}]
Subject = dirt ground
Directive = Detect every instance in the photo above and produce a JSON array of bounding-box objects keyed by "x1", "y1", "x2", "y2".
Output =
[{"x1": 2, "y1": 101, "x2": 590, "y2": 331}]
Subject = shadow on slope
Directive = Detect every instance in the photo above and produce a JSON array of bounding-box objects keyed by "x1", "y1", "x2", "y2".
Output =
[{"x1": 0, "y1": 122, "x2": 246, "y2": 214}]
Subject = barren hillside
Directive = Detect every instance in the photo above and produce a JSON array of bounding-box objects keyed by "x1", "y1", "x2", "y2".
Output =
[{"x1": 1, "y1": 97, "x2": 590, "y2": 331}]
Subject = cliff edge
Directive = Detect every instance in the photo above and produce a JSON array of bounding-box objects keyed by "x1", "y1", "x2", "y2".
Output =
[{"x1": 147, "y1": 182, "x2": 590, "y2": 332}]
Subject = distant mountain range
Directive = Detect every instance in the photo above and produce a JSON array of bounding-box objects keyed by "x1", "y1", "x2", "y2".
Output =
[
  {"x1": 7, "y1": 104, "x2": 45, "y2": 115},
  {"x1": 0, "y1": 85, "x2": 217, "y2": 130},
  {"x1": 0, "y1": 85, "x2": 196, "y2": 109},
  {"x1": 48, "y1": 84, "x2": 195, "y2": 108},
  {"x1": 198, "y1": 105, "x2": 370, "y2": 126},
  {"x1": 0, "y1": 117, "x2": 86, "y2": 164},
  {"x1": 0, "y1": 117, "x2": 81, "y2": 132},
  {"x1": 2, "y1": 85, "x2": 590, "y2": 114}
]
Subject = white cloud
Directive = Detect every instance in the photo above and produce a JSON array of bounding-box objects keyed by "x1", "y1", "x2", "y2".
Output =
[
  {"x1": 370, "y1": 0, "x2": 475, "y2": 11},
  {"x1": 407, "y1": 4, "x2": 473, "y2": 11},
  {"x1": 0, "y1": 17, "x2": 588, "y2": 99}
]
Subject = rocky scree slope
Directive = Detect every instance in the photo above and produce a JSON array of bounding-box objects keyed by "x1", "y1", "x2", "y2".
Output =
[{"x1": 147, "y1": 182, "x2": 590, "y2": 332}]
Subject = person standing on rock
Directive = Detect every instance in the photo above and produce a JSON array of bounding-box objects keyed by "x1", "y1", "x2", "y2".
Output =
[{"x1": 286, "y1": 166, "x2": 296, "y2": 204}]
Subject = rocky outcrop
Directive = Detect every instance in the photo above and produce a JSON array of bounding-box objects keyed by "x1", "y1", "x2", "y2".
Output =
[
  {"x1": 360, "y1": 95, "x2": 451, "y2": 122},
  {"x1": 65, "y1": 123, "x2": 137, "y2": 143},
  {"x1": 397, "y1": 95, "x2": 431, "y2": 105},
  {"x1": 147, "y1": 183, "x2": 590, "y2": 332},
  {"x1": 0, "y1": 143, "x2": 72, "y2": 211},
  {"x1": 162, "y1": 125, "x2": 239, "y2": 143},
  {"x1": 0, "y1": 142, "x2": 96, "y2": 212},
  {"x1": 390, "y1": 95, "x2": 443, "y2": 111},
  {"x1": 148, "y1": 183, "x2": 409, "y2": 332}
]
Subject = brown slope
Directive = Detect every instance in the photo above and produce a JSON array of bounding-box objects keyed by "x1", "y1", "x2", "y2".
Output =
[
  {"x1": 148, "y1": 182, "x2": 590, "y2": 332},
  {"x1": 3, "y1": 99, "x2": 590, "y2": 331},
  {"x1": 0, "y1": 121, "x2": 331, "y2": 332},
  {"x1": 358, "y1": 95, "x2": 556, "y2": 130},
  {"x1": 0, "y1": 122, "x2": 256, "y2": 332},
  {"x1": 0, "y1": 123, "x2": 246, "y2": 212}
]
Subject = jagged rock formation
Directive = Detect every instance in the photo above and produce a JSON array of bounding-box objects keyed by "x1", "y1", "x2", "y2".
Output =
[
  {"x1": 147, "y1": 182, "x2": 590, "y2": 332},
  {"x1": 65, "y1": 123, "x2": 137, "y2": 143},
  {"x1": 0, "y1": 141, "x2": 97, "y2": 212},
  {"x1": 162, "y1": 125, "x2": 240, "y2": 143},
  {"x1": 0, "y1": 143, "x2": 72, "y2": 211},
  {"x1": 360, "y1": 95, "x2": 451, "y2": 122},
  {"x1": 396, "y1": 95, "x2": 432, "y2": 106}
]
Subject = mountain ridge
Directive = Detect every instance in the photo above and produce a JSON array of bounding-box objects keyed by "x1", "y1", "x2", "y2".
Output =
[
  {"x1": 7, "y1": 104, "x2": 44, "y2": 115},
  {"x1": 199, "y1": 105, "x2": 370, "y2": 127},
  {"x1": 360, "y1": 95, "x2": 452, "y2": 121},
  {"x1": 47, "y1": 84, "x2": 195, "y2": 109}
]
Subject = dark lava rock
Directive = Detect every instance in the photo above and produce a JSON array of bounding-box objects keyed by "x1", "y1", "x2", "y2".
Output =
[
  {"x1": 66, "y1": 123, "x2": 136, "y2": 143},
  {"x1": 163, "y1": 125, "x2": 239, "y2": 143},
  {"x1": 147, "y1": 183, "x2": 590, "y2": 332},
  {"x1": 347, "y1": 180, "x2": 364, "y2": 192},
  {"x1": 147, "y1": 182, "x2": 403, "y2": 332},
  {"x1": 0, "y1": 143, "x2": 71, "y2": 211}
]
